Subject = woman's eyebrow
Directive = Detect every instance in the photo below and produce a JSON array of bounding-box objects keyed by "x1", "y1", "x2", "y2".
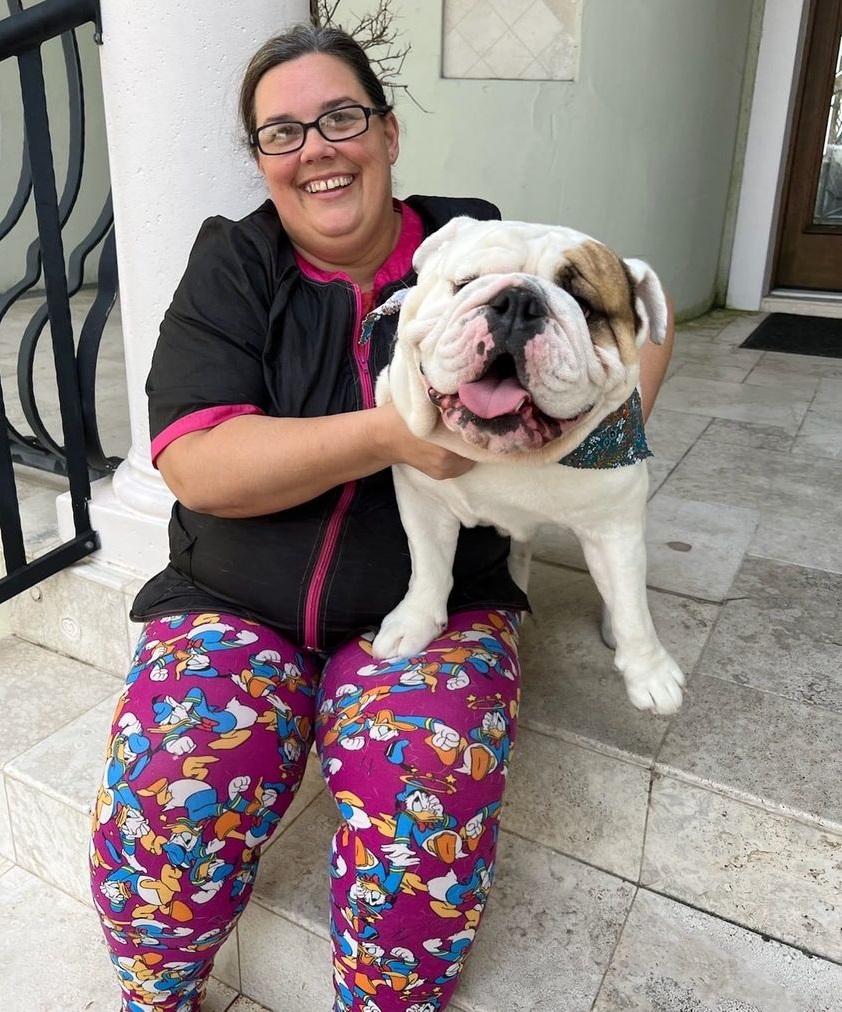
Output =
[{"x1": 258, "y1": 96, "x2": 360, "y2": 125}]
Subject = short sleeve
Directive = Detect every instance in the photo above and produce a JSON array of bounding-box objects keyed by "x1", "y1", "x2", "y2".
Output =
[{"x1": 147, "y1": 215, "x2": 274, "y2": 462}]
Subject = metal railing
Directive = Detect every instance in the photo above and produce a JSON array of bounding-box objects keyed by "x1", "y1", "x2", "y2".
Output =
[{"x1": 0, "y1": 0, "x2": 118, "y2": 602}]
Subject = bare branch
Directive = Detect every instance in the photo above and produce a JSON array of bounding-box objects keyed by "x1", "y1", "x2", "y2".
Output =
[{"x1": 310, "y1": 0, "x2": 428, "y2": 112}]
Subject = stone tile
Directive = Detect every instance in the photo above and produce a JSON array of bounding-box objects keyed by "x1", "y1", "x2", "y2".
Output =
[
  {"x1": 748, "y1": 510, "x2": 842, "y2": 576},
  {"x1": 657, "y1": 675, "x2": 842, "y2": 828},
  {"x1": 642, "y1": 776, "x2": 842, "y2": 962},
  {"x1": 792, "y1": 382, "x2": 842, "y2": 460},
  {"x1": 668, "y1": 343, "x2": 763, "y2": 370},
  {"x1": 214, "y1": 927, "x2": 242, "y2": 995},
  {"x1": 0, "y1": 779, "x2": 12, "y2": 863},
  {"x1": 261, "y1": 752, "x2": 327, "y2": 853},
  {"x1": 238, "y1": 901, "x2": 335, "y2": 1010},
  {"x1": 10, "y1": 488, "x2": 62, "y2": 557},
  {"x1": 713, "y1": 312, "x2": 767, "y2": 346},
  {"x1": 791, "y1": 420, "x2": 842, "y2": 461},
  {"x1": 671, "y1": 362, "x2": 754, "y2": 384},
  {"x1": 593, "y1": 888, "x2": 842, "y2": 1012},
  {"x1": 744, "y1": 364, "x2": 822, "y2": 395},
  {"x1": 519, "y1": 562, "x2": 718, "y2": 760},
  {"x1": 455, "y1": 833, "x2": 635, "y2": 1010},
  {"x1": 660, "y1": 433, "x2": 842, "y2": 518},
  {"x1": 696, "y1": 557, "x2": 842, "y2": 711},
  {"x1": 755, "y1": 350, "x2": 842, "y2": 379},
  {"x1": 11, "y1": 559, "x2": 137, "y2": 674},
  {"x1": 642, "y1": 494, "x2": 757, "y2": 601},
  {"x1": 7, "y1": 693, "x2": 117, "y2": 905},
  {"x1": 6, "y1": 774, "x2": 93, "y2": 905},
  {"x1": 657, "y1": 375, "x2": 811, "y2": 434},
  {"x1": 533, "y1": 492, "x2": 756, "y2": 603},
  {"x1": 503, "y1": 726, "x2": 649, "y2": 880},
  {"x1": 251, "y1": 790, "x2": 334, "y2": 936},
  {"x1": 0, "y1": 865, "x2": 118, "y2": 1009},
  {"x1": 228, "y1": 998, "x2": 271, "y2": 1012},
  {"x1": 703, "y1": 417, "x2": 794, "y2": 452},
  {"x1": 6, "y1": 690, "x2": 119, "y2": 813},
  {"x1": 0, "y1": 637, "x2": 120, "y2": 769},
  {"x1": 643, "y1": 409, "x2": 711, "y2": 467}
]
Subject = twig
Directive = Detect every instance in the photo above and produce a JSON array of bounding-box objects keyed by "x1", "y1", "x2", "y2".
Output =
[{"x1": 309, "y1": 0, "x2": 428, "y2": 111}]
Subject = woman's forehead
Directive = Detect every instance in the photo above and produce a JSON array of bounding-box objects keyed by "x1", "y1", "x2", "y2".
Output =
[{"x1": 254, "y1": 53, "x2": 367, "y2": 119}]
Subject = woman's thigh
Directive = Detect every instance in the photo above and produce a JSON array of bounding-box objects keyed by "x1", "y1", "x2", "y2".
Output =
[
  {"x1": 313, "y1": 607, "x2": 518, "y2": 931},
  {"x1": 90, "y1": 611, "x2": 321, "y2": 942}
]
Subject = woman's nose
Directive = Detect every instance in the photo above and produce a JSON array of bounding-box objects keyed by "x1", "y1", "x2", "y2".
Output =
[{"x1": 300, "y1": 124, "x2": 335, "y2": 160}]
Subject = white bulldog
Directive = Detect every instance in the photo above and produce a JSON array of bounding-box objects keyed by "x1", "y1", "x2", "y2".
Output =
[{"x1": 372, "y1": 216, "x2": 684, "y2": 716}]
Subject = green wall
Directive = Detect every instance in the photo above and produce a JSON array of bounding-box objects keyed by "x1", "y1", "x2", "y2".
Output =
[{"x1": 390, "y1": 0, "x2": 757, "y2": 317}]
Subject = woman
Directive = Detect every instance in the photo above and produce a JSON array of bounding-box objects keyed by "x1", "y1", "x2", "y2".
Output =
[{"x1": 89, "y1": 23, "x2": 672, "y2": 1012}]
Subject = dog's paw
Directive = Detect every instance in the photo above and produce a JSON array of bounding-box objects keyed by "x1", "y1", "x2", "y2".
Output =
[
  {"x1": 622, "y1": 651, "x2": 685, "y2": 716},
  {"x1": 371, "y1": 604, "x2": 446, "y2": 660}
]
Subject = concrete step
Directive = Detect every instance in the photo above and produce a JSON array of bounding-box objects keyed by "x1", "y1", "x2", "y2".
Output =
[{"x1": 2, "y1": 624, "x2": 842, "y2": 1010}]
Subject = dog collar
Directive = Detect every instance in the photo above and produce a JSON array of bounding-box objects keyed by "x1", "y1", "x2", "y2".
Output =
[{"x1": 560, "y1": 389, "x2": 652, "y2": 469}]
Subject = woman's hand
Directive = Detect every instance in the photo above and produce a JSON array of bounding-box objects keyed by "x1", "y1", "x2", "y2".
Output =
[{"x1": 371, "y1": 402, "x2": 474, "y2": 480}]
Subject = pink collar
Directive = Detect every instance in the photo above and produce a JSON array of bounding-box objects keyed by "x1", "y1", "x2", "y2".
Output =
[{"x1": 294, "y1": 200, "x2": 425, "y2": 300}]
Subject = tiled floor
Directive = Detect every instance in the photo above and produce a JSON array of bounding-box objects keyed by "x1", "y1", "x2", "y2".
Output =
[{"x1": 2, "y1": 306, "x2": 842, "y2": 1009}]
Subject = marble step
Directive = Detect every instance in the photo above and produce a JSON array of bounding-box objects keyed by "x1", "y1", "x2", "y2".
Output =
[{"x1": 1, "y1": 627, "x2": 841, "y2": 1010}]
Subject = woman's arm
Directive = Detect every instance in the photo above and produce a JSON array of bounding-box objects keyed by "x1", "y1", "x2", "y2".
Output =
[
  {"x1": 157, "y1": 402, "x2": 473, "y2": 518},
  {"x1": 640, "y1": 294, "x2": 675, "y2": 421}
]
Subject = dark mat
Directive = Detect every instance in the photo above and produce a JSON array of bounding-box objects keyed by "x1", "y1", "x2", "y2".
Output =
[{"x1": 740, "y1": 313, "x2": 842, "y2": 357}]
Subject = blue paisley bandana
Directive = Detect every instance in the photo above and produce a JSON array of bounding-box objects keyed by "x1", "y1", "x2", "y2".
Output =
[{"x1": 560, "y1": 389, "x2": 652, "y2": 469}]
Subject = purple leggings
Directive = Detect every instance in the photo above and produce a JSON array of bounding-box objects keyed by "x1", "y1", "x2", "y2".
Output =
[{"x1": 89, "y1": 609, "x2": 521, "y2": 1011}]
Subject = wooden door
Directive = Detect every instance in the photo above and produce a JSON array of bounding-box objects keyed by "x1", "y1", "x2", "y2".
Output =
[{"x1": 774, "y1": 0, "x2": 842, "y2": 291}]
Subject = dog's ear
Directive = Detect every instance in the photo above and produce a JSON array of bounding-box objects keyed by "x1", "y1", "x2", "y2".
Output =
[
  {"x1": 624, "y1": 258, "x2": 668, "y2": 346},
  {"x1": 413, "y1": 216, "x2": 477, "y2": 275}
]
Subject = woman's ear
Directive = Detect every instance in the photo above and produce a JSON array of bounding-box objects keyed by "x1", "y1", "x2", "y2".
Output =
[{"x1": 384, "y1": 111, "x2": 400, "y2": 165}]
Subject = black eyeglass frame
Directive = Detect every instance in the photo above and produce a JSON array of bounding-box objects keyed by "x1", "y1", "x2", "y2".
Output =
[{"x1": 249, "y1": 103, "x2": 390, "y2": 156}]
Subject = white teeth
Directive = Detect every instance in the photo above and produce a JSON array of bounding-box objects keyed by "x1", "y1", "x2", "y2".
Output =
[{"x1": 303, "y1": 176, "x2": 353, "y2": 193}]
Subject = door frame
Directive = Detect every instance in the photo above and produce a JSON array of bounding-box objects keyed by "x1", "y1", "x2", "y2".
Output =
[{"x1": 727, "y1": 0, "x2": 817, "y2": 309}]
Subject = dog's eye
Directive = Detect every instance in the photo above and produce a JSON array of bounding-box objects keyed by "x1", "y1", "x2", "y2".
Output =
[
  {"x1": 452, "y1": 276, "x2": 477, "y2": 294},
  {"x1": 574, "y1": 296, "x2": 592, "y2": 319}
]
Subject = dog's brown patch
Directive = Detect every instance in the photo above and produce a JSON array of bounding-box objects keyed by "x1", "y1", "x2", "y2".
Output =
[{"x1": 556, "y1": 240, "x2": 638, "y2": 363}]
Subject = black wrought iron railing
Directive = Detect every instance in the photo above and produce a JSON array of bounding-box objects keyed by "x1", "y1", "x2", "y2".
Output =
[{"x1": 0, "y1": 0, "x2": 119, "y2": 602}]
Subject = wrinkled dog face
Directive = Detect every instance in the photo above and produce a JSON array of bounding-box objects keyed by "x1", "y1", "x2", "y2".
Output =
[{"x1": 396, "y1": 217, "x2": 666, "y2": 455}]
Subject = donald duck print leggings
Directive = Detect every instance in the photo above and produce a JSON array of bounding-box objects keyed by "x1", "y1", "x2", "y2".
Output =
[{"x1": 89, "y1": 608, "x2": 521, "y2": 1012}]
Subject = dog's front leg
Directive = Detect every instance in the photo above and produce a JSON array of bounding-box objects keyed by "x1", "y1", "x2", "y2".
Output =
[
  {"x1": 371, "y1": 467, "x2": 462, "y2": 660},
  {"x1": 577, "y1": 528, "x2": 684, "y2": 715}
]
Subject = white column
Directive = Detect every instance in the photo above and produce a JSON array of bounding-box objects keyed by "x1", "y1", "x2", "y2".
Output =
[{"x1": 57, "y1": 0, "x2": 309, "y2": 574}]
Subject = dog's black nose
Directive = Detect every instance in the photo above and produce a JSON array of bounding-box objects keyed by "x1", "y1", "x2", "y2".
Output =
[{"x1": 487, "y1": 286, "x2": 546, "y2": 345}]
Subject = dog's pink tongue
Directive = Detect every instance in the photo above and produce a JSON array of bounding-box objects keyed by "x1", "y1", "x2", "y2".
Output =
[{"x1": 458, "y1": 376, "x2": 529, "y2": 419}]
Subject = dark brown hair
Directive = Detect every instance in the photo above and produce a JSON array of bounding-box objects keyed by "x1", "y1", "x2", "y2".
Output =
[{"x1": 239, "y1": 23, "x2": 393, "y2": 152}]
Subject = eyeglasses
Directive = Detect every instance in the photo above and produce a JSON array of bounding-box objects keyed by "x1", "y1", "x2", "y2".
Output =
[{"x1": 250, "y1": 103, "x2": 389, "y2": 156}]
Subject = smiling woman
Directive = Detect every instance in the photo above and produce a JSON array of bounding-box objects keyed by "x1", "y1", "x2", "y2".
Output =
[{"x1": 86, "y1": 21, "x2": 534, "y2": 1012}]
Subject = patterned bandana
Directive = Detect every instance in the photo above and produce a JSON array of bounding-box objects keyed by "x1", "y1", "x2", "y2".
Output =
[{"x1": 560, "y1": 389, "x2": 652, "y2": 469}]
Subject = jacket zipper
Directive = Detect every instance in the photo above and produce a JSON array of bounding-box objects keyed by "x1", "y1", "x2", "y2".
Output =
[{"x1": 302, "y1": 285, "x2": 373, "y2": 650}]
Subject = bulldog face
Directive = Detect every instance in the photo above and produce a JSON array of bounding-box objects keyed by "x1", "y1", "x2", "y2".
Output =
[{"x1": 393, "y1": 217, "x2": 668, "y2": 456}]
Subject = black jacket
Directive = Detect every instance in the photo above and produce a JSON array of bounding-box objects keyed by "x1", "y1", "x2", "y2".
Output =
[{"x1": 131, "y1": 195, "x2": 528, "y2": 650}]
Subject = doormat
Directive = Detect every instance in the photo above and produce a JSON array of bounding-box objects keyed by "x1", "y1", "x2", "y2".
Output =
[{"x1": 740, "y1": 313, "x2": 842, "y2": 357}]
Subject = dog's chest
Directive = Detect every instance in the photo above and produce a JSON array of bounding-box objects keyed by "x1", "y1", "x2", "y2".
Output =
[{"x1": 426, "y1": 460, "x2": 648, "y2": 540}]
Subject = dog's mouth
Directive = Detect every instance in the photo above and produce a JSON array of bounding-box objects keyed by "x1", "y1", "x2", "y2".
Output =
[{"x1": 427, "y1": 354, "x2": 592, "y2": 451}]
